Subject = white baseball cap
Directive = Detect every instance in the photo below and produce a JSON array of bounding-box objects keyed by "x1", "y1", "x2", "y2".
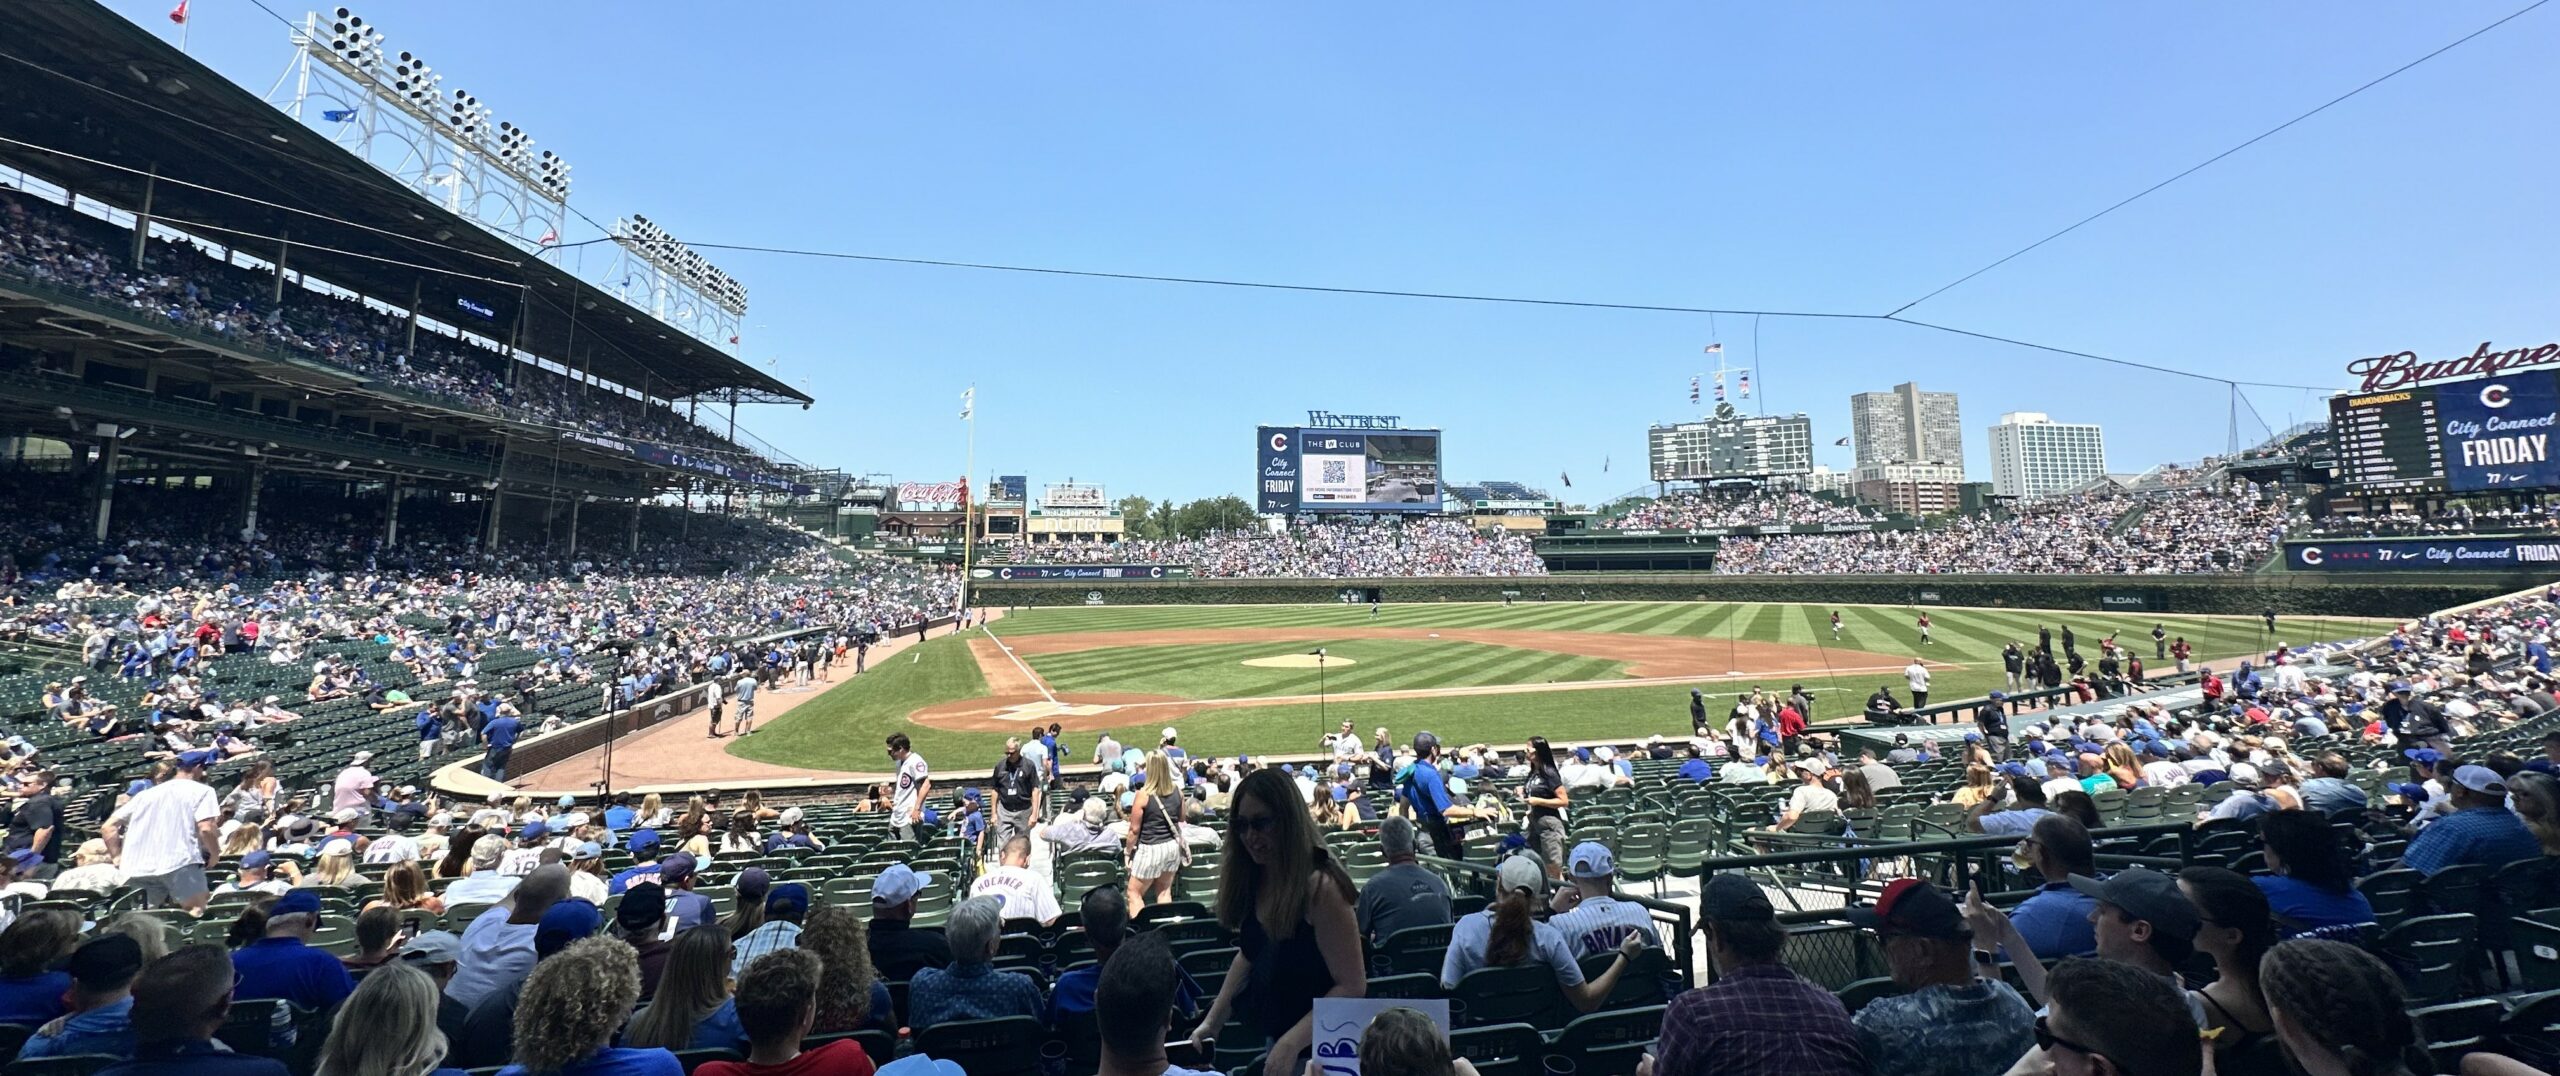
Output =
[{"x1": 1161, "y1": 727, "x2": 1179, "y2": 742}]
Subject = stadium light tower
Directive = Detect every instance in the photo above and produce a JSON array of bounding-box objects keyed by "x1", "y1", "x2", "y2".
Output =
[
  {"x1": 607, "y1": 214, "x2": 747, "y2": 354},
  {"x1": 280, "y1": 6, "x2": 567, "y2": 250}
]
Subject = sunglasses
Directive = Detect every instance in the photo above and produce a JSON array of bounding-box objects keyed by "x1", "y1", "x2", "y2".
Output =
[
  {"x1": 1232, "y1": 814, "x2": 1280, "y2": 835},
  {"x1": 2034, "y1": 1016, "x2": 2106, "y2": 1062}
]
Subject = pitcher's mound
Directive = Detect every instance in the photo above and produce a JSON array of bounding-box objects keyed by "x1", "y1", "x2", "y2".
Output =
[{"x1": 1242, "y1": 654, "x2": 1357, "y2": 669}]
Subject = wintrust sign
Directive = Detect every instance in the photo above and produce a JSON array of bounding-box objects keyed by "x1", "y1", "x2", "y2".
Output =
[{"x1": 2350, "y1": 340, "x2": 2560, "y2": 392}]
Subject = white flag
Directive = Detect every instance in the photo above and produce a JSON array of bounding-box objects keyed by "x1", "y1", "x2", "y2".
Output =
[{"x1": 958, "y1": 387, "x2": 974, "y2": 420}]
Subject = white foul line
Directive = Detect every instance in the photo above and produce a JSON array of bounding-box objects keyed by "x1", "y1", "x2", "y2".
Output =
[{"x1": 979, "y1": 623, "x2": 1059, "y2": 704}]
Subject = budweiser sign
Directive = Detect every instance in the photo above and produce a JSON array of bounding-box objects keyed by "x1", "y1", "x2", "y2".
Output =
[{"x1": 2350, "y1": 340, "x2": 2560, "y2": 392}]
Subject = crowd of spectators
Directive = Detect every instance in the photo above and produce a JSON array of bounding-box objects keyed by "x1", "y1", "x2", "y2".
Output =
[
  {"x1": 1014, "y1": 516, "x2": 1547, "y2": 578},
  {"x1": 1712, "y1": 485, "x2": 2289, "y2": 574},
  {"x1": 4, "y1": 573, "x2": 2559, "y2": 1075},
  {"x1": 1609, "y1": 490, "x2": 1878, "y2": 531},
  {"x1": 2293, "y1": 504, "x2": 2560, "y2": 539},
  {"x1": 0, "y1": 188, "x2": 772, "y2": 469},
  {"x1": 0, "y1": 474, "x2": 957, "y2": 795}
]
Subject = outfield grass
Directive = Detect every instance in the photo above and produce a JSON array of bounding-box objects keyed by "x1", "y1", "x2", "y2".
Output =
[
  {"x1": 1029, "y1": 638, "x2": 1629, "y2": 699},
  {"x1": 733, "y1": 601, "x2": 2399, "y2": 772}
]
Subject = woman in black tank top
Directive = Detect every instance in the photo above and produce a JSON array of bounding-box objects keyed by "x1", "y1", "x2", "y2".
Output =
[
  {"x1": 1190, "y1": 769, "x2": 1367, "y2": 1076},
  {"x1": 2181, "y1": 867, "x2": 2284, "y2": 1076}
]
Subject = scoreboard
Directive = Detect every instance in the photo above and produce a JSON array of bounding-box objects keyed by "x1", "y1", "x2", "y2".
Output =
[
  {"x1": 2330, "y1": 389, "x2": 2443, "y2": 492},
  {"x1": 2331, "y1": 371, "x2": 2560, "y2": 494}
]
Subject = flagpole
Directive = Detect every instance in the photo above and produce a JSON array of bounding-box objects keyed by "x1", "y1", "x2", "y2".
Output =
[{"x1": 958, "y1": 386, "x2": 976, "y2": 623}]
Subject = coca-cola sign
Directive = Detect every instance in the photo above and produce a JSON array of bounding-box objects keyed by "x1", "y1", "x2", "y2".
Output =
[{"x1": 2350, "y1": 340, "x2": 2560, "y2": 392}]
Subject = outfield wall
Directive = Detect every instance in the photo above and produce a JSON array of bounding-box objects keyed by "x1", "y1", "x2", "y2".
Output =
[{"x1": 973, "y1": 572, "x2": 2541, "y2": 619}]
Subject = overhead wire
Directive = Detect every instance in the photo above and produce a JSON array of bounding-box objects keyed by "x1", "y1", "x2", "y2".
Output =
[
  {"x1": 5, "y1": 12, "x2": 2377, "y2": 402},
  {"x1": 0, "y1": 134, "x2": 527, "y2": 267},
  {"x1": 1884, "y1": 0, "x2": 2551, "y2": 317},
  {"x1": 126, "y1": 210, "x2": 532, "y2": 287}
]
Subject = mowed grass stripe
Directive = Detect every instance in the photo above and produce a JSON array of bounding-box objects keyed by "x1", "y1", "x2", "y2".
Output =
[
  {"x1": 1399, "y1": 641, "x2": 1600, "y2": 691},
  {"x1": 1033, "y1": 638, "x2": 1634, "y2": 700},
  {"x1": 1583, "y1": 602, "x2": 1689, "y2": 635},
  {"x1": 1742, "y1": 603, "x2": 1791, "y2": 642},
  {"x1": 1392, "y1": 641, "x2": 1563, "y2": 691},
  {"x1": 1033, "y1": 645, "x2": 1237, "y2": 686},
  {"x1": 1661, "y1": 603, "x2": 1750, "y2": 639},
  {"x1": 1618, "y1": 602, "x2": 1709, "y2": 636},
  {"x1": 1324, "y1": 649, "x2": 1451, "y2": 693},
  {"x1": 1510, "y1": 649, "x2": 1627, "y2": 684}
]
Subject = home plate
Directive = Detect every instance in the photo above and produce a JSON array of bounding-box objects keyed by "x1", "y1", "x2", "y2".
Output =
[
  {"x1": 992, "y1": 700, "x2": 1120, "y2": 722},
  {"x1": 1241, "y1": 654, "x2": 1359, "y2": 669}
]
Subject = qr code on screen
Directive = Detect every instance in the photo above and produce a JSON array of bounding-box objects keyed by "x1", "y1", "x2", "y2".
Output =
[{"x1": 1322, "y1": 459, "x2": 1348, "y2": 483}]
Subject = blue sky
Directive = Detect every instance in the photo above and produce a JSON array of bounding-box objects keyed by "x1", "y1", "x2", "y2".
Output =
[{"x1": 126, "y1": 2, "x2": 2557, "y2": 504}]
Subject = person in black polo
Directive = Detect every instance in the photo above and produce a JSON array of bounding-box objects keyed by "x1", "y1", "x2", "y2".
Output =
[{"x1": 991, "y1": 737, "x2": 1042, "y2": 854}]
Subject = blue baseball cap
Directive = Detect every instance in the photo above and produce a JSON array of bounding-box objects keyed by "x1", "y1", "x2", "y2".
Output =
[
  {"x1": 271, "y1": 888, "x2": 323, "y2": 917},
  {"x1": 2405, "y1": 748, "x2": 2445, "y2": 764},
  {"x1": 626, "y1": 828, "x2": 662, "y2": 853},
  {"x1": 1330, "y1": 784, "x2": 1350, "y2": 803},
  {"x1": 766, "y1": 882, "x2": 812, "y2": 918},
  {"x1": 519, "y1": 819, "x2": 548, "y2": 841},
  {"x1": 962, "y1": 787, "x2": 981, "y2": 802},
  {"x1": 872, "y1": 864, "x2": 931, "y2": 906},
  {"x1": 177, "y1": 749, "x2": 220, "y2": 769},
  {"x1": 1567, "y1": 842, "x2": 1617, "y2": 879},
  {"x1": 1964, "y1": 731, "x2": 1982, "y2": 741},
  {"x1": 240, "y1": 850, "x2": 274, "y2": 870},
  {"x1": 535, "y1": 899, "x2": 602, "y2": 957},
  {"x1": 1987, "y1": 691, "x2": 2007, "y2": 700}
]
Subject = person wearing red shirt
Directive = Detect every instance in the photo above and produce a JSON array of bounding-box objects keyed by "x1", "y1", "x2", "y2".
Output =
[{"x1": 1776, "y1": 705, "x2": 1807, "y2": 755}]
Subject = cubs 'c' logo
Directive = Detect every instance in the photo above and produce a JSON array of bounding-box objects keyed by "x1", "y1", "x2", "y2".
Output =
[
  {"x1": 2482, "y1": 384, "x2": 2513, "y2": 409},
  {"x1": 1268, "y1": 432, "x2": 1290, "y2": 452}
]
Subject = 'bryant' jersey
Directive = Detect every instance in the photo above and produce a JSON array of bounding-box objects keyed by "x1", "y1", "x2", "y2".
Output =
[{"x1": 1547, "y1": 894, "x2": 1659, "y2": 957}]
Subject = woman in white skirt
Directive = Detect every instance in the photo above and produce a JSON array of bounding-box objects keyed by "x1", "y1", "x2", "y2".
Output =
[{"x1": 1125, "y1": 751, "x2": 1188, "y2": 907}]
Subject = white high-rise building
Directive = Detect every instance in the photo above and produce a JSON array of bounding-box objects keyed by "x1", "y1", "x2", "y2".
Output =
[{"x1": 1989, "y1": 412, "x2": 2107, "y2": 499}]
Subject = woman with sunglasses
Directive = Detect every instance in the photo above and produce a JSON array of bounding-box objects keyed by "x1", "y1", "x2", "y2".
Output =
[{"x1": 1191, "y1": 768, "x2": 1365, "y2": 1076}]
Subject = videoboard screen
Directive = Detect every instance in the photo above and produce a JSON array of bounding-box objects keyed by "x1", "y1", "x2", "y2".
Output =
[
  {"x1": 1256, "y1": 426, "x2": 1442, "y2": 513},
  {"x1": 2331, "y1": 370, "x2": 2560, "y2": 494}
]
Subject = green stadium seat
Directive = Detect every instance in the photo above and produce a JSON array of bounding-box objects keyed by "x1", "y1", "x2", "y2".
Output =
[{"x1": 1547, "y1": 1004, "x2": 1666, "y2": 1076}]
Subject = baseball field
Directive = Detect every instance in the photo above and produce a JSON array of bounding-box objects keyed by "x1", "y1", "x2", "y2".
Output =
[{"x1": 724, "y1": 600, "x2": 2399, "y2": 773}]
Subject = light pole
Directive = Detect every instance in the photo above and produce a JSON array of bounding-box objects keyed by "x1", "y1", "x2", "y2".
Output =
[{"x1": 1313, "y1": 647, "x2": 1328, "y2": 731}]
